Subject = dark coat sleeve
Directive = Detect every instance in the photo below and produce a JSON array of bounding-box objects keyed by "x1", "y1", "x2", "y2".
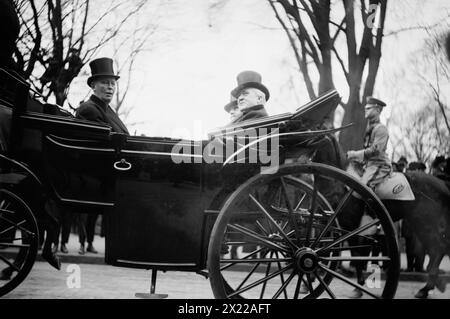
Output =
[{"x1": 76, "y1": 103, "x2": 106, "y2": 124}]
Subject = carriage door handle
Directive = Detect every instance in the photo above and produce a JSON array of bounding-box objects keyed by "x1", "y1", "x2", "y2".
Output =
[{"x1": 114, "y1": 158, "x2": 132, "y2": 171}]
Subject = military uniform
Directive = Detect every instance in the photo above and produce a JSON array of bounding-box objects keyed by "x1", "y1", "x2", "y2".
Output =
[{"x1": 349, "y1": 98, "x2": 392, "y2": 190}]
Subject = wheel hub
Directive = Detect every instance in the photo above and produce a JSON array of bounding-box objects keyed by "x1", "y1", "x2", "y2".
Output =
[{"x1": 294, "y1": 248, "x2": 318, "y2": 273}]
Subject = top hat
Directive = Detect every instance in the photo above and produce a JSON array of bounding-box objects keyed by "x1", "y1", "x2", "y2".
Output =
[
  {"x1": 230, "y1": 70, "x2": 270, "y2": 101},
  {"x1": 87, "y1": 57, "x2": 120, "y2": 87},
  {"x1": 365, "y1": 96, "x2": 386, "y2": 107}
]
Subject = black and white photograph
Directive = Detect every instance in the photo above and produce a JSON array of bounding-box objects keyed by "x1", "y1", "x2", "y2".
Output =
[{"x1": 1, "y1": 0, "x2": 450, "y2": 306}]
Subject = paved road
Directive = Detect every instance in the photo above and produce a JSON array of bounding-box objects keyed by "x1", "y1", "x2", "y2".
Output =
[{"x1": 2, "y1": 261, "x2": 450, "y2": 299}]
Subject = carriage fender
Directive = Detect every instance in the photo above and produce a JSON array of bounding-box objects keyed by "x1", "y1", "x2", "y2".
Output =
[{"x1": 0, "y1": 153, "x2": 45, "y2": 200}]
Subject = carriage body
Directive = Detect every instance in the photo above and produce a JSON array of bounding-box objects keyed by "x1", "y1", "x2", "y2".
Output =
[
  {"x1": 0, "y1": 68, "x2": 340, "y2": 271},
  {"x1": 1, "y1": 68, "x2": 400, "y2": 299}
]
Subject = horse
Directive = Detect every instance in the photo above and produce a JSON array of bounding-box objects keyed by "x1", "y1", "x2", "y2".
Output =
[{"x1": 314, "y1": 134, "x2": 450, "y2": 299}]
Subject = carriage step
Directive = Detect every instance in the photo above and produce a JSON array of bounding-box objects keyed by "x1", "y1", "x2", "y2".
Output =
[{"x1": 135, "y1": 268, "x2": 168, "y2": 299}]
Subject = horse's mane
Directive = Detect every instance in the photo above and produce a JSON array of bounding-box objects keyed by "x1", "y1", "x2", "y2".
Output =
[{"x1": 313, "y1": 133, "x2": 346, "y2": 170}]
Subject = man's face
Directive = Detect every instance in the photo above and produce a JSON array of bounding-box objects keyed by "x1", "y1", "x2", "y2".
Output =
[
  {"x1": 237, "y1": 88, "x2": 263, "y2": 110},
  {"x1": 364, "y1": 104, "x2": 381, "y2": 121},
  {"x1": 92, "y1": 77, "x2": 117, "y2": 103}
]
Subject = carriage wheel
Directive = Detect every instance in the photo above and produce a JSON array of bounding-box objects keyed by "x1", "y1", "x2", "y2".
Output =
[
  {"x1": 0, "y1": 189, "x2": 39, "y2": 296},
  {"x1": 208, "y1": 163, "x2": 399, "y2": 299}
]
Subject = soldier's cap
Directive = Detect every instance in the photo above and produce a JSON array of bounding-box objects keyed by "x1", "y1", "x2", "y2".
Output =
[
  {"x1": 230, "y1": 70, "x2": 270, "y2": 101},
  {"x1": 365, "y1": 96, "x2": 386, "y2": 108}
]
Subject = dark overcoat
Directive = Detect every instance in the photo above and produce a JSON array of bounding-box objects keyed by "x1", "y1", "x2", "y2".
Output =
[
  {"x1": 76, "y1": 95, "x2": 129, "y2": 135},
  {"x1": 231, "y1": 104, "x2": 268, "y2": 124}
]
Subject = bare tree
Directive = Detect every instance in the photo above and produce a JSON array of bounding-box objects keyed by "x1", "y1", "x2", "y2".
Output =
[
  {"x1": 268, "y1": 0, "x2": 388, "y2": 151},
  {"x1": 401, "y1": 104, "x2": 450, "y2": 163},
  {"x1": 13, "y1": 0, "x2": 149, "y2": 107}
]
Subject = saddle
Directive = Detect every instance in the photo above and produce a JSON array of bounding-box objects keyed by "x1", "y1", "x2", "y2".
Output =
[
  {"x1": 373, "y1": 172, "x2": 415, "y2": 201},
  {"x1": 347, "y1": 163, "x2": 415, "y2": 201}
]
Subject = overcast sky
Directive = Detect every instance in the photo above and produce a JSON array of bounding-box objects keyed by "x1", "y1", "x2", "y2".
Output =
[{"x1": 67, "y1": 0, "x2": 450, "y2": 143}]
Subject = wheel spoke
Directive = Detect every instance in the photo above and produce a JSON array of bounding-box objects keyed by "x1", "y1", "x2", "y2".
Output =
[
  {"x1": 316, "y1": 219, "x2": 380, "y2": 254},
  {"x1": 304, "y1": 177, "x2": 318, "y2": 247},
  {"x1": 318, "y1": 263, "x2": 381, "y2": 299},
  {"x1": 220, "y1": 258, "x2": 291, "y2": 264},
  {"x1": 249, "y1": 194, "x2": 298, "y2": 250},
  {"x1": 311, "y1": 189, "x2": 353, "y2": 249},
  {"x1": 313, "y1": 270, "x2": 336, "y2": 299},
  {"x1": 294, "y1": 193, "x2": 307, "y2": 211},
  {"x1": 293, "y1": 273, "x2": 302, "y2": 299},
  {"x1": 256, "y1": 220, "x2": 269, "y2": 235},
  {"x1": 0, "y1": 220, "x2": 27, "y2": 236},
  {"x1": 319, "y1": 256, "x2": 390, "y2": 262},
  {"x1": 305, "y1": 273, "x2": 314, "y2": 293},
  {"x1": 280, "y1": 177, "x2": 302, "y2": 248},
  {"x1": 0, "y1": 216, "x2": 34, "y2": 236},
  {"x1": 272, "y1": 270, "x2": 296, "y2": 299},
  {"x1": 326, "y1": 244, "x2": 376, "y2": 252},
  {"x1": 0, "y1": 254, "x2": 21, "y2": 271},
  {"x1": 274, "y1": 251, "x2": 288, "y2": 299},
  {"x1": 259, "y1": 251, "x2": 273, "y2": 298},
  {"x1": 228, "y1": 224, "x2": 290, "y2": 254},
  {"x1": 220, "y1": 247, "x2": 266, "y2": 271},
  {"x1": 227, "y1": 263, "x2": 293, "y2": 298},
  {"x1": 235, "y1": 262, "x2": 262, "y2": 291}
]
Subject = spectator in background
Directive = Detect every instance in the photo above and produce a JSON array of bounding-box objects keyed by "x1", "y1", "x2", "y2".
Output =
[
  {"x1": 396, "y1": 156, "x2": 408, "y2": 173},
  {"x1": 53, "y1": 210, "x2": 72, "y2": 254},
  {"x1": 407, "y1": 162, "x2": 426, "y2": 173},
  {"x1": 431, "y1": 156, "x2": 448, "y2": 181}
]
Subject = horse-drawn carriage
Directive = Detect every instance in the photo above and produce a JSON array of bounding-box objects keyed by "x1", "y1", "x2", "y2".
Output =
[{"x1": 0, "y1": 68, "x2": 400, "y2": 298}]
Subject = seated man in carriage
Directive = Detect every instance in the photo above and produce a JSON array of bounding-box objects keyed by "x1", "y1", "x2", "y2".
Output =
[
  {"x1": 74, "y1": 57, "x2": 129, "y2": 255},
  {"x1": 224, "y1": 70, "x2": 270, "y2": 125}
]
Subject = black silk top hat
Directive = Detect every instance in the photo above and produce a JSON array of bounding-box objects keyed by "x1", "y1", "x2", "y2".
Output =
[
  {"x1": 366, "y1": 96, "x2": 386, "y2": 107},
  {"x1": 231, "y1": 70, "x2": 270, "y2": 101},
  {"x1": 87, "y1": 57, "x2": 120, "y2": 87}
]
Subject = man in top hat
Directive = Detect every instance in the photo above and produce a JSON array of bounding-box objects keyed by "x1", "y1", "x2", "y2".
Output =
[
  {"x1": 76, "y1": 57, "x2": 129, "y2": 134},
  {"x1": 224, "y1": 98, "x2": 242, "y2": 124},
  {"x1": 225, "y1": 70, "x2": 269, "y2": 124},
  {"x1": 347, "y1": 96, "x2": 392, "y2": 190},
  {"x1": 75, "y1": 57, "x2": 128, "y2": 255}
]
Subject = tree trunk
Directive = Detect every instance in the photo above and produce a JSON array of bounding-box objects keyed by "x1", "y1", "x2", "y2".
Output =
[{"x1": 340, "y1": 90, "x2": 366, "y2": 152}]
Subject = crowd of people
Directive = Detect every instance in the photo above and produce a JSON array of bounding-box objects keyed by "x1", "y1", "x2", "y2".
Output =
[{"x1": 392, "y1": 154, "x2": 450, "y2": 272}]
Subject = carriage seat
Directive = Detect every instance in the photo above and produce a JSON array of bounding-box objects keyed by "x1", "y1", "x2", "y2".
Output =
[{"x1": 347, "y1": 163, "x2": 415, "y2": 201}]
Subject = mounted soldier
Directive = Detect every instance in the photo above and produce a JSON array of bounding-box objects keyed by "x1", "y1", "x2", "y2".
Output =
[{"x1": 346, "y1": 96, "x2": 391, "y2": 190}]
